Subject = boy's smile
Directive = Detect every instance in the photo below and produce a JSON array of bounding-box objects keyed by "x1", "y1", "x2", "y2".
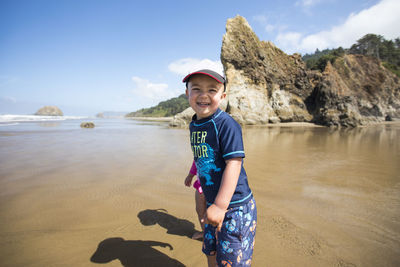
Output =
[{"x1": 186, "y1": 75, "x2": 226, "y2": 120}]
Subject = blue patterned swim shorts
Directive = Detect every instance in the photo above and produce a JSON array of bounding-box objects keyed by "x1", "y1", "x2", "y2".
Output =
[{"x1": 202, "y1": 197, "x2": 257, "y2": 266}]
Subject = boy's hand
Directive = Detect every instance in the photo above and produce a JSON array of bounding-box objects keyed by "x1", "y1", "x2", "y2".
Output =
[
  {"x1": 184, "y1": 174, "x2": 194, "y2": 187},
  {"x1": 201, "y1": 204, "x2": 227, "y2": 232}
]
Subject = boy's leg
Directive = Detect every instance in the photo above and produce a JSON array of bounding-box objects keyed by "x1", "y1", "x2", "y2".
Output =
[
  {"x1": 195, "y1": 191, "x2": 206, "y2": 231},
  {"x1": 216, "y1": 198, "x2": 257, "y2": 266},
  {"x1": 193, "y1": 191, "x2": 206, "y2": 240},
  {"x1": 207, "y1": 255, "x2": 217, "y2": 267}
]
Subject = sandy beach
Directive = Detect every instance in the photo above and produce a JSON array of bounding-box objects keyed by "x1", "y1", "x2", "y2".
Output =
[{"x1": 0, "y1": 119, "x2": 399, "y2": 266}]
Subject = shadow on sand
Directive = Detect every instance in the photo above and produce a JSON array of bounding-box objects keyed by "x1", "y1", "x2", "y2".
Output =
[
  {"x1": 90, "y1": 237, "x2": 185, "y2": 267},
  {"x1": 137, "y1": 209, "x2": 198, "y2": 240}
]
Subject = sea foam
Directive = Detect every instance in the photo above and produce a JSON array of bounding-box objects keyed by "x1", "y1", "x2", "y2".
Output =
[{"x1": 0, "y1": 114, "x2": 87, "y2": 123}]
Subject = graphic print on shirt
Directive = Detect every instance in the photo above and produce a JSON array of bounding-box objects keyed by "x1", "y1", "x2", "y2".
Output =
[{"x1": 191, "y1": 130, "x2": 220, "y2": 186}]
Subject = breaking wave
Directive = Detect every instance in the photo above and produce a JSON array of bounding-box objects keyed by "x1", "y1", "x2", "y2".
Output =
[{"x1": 0, "y1": 114, "x2": 87, "y2": 123}]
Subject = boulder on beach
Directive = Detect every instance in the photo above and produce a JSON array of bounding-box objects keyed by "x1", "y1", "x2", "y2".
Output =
[
  {"x1": 80, "y1": 122, "x2": 95, "y2": 128},
  {"x1": 35, "y1": 106, "x2": 64, "y2": 116},
  {"x1": 169, "y1": 107, "x2": 195, "y2": 127}
]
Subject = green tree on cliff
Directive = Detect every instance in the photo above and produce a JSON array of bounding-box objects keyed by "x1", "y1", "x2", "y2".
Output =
[
  {"x1": 126, "y1": 94, "x2": 189, "y2": 117},
  {"x1": 303, "y1": 47, "x2": 345, "y2": 71},
  {"x1": 303, "y1": 34, "x2": 400, "y2": 76},
  {"x1": 349, "y1": 34, "x2": 384, "y2": 59}
]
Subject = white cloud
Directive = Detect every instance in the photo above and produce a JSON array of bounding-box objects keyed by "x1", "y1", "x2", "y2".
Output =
[
  {"x1": 0, "y1": 96, "x2": 17, "y2": 103},
  {"x1": 168, "y1": 58, "x2": 224, "y2": 76},
  {"x1": 265, "y1": 24, "x2": 275, "y2": 33},
  {"x1": 296, "y1": 0, "x2": 321, "y2": 8},
  {"x1": 0, "y1": 76, "x2": 18, "y2": 88},
  {"x1": 296, "y1": 0, "x2": 323, "y2": 15},
  {"x1": 276, "y1": 32, "x2": 303, "y2": 49},
  {"x1": 253, "y1": 15, "x2": 276, "y2": 33},
  {"x1": 276, "y1": 0, "x2": 400, "y2": 54},
  {"x1": 131, "y1": 76, "x2": 173, "y2": 100},
  {"x1": 253, "y1": 15, "x2": 268, "y2": 24}
]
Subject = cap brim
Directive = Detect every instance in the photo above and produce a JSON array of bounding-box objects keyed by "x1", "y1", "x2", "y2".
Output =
[{"x1": 182, "y1": 70, "x2": 225, "y2": 84}]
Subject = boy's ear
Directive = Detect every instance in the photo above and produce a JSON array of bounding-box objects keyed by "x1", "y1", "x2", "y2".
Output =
[
  {"x1": 185, "y1": 88, "x2": 189, "y2": 97},
  {"x1": 221, "y1": 91, "x2": 226, "y2": 100}
]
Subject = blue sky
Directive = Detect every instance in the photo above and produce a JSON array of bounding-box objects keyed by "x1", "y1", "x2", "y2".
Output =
[{"x1": 1, "y1": 0, "x2": 399, "y2": 116}]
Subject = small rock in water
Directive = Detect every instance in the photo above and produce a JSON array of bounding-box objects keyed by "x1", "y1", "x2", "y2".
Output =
[{"x1": 80, "y1": 122, "x2": 95, "y2": 128}]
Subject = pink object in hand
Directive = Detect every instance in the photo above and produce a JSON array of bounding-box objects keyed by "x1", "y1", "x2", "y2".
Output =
[
  {"x1": 193, "y1": 179, "x2": 203, "y2": 194},
  {"x1": 189, "y1": 160, "x2": 203, "y2": 194},
  {"x1": 189, "y1": 160, "x2": 197, "y2": 175}
]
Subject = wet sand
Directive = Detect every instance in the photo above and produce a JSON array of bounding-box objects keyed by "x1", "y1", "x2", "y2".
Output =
[{"x1": 0, "y1": 120, "x2": 399, "y2": 266}]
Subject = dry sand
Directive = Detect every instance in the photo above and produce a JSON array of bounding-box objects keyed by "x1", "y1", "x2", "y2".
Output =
[{"x1": 0, "y1": 121, "x2": 399, "y2": 266}]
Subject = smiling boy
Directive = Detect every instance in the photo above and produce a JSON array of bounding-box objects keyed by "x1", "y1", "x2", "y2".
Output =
[{"x1": 184, "y1": 69, "x2": 257, "y2": 266}]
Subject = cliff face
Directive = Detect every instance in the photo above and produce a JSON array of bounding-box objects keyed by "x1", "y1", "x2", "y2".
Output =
[
  {"x1": 310, "y1": 56, "x2": 400, "y2": 126},
  {"x1": 171, "y1": 15, "x2": 400, "y2": 127},
  {"x1": 221, "y1": 16, "x2": 317, "y2": 125},
  {"x1": 221, "y1": 15, "x2": 400, "y2": 127}
]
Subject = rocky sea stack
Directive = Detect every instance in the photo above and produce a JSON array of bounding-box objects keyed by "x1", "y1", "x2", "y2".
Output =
[
  {"x1": 35, "y1": 106, "x2": 64, "y2": 116},
  {"x1": 80, "y1": 122, "x2": 95, "y2": 128},
  {"x1": 171, "y1": 15, "x2": 400, "y2": 127}
]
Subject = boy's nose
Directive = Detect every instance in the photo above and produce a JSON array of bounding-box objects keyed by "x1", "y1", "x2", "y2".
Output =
[{"x1": 198, "y1": 91, "x2": 207, "y2": 97}]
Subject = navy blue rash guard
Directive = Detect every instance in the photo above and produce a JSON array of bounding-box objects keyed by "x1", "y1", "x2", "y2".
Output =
[{"x1": 189, "y1": 108, "x2": 253, "y2": 208}]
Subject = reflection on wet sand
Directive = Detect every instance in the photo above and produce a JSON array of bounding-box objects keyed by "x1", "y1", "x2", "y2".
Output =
[
  {"x1": 244, "y1": 123, "x2": 400, "y2": 266},
  {"x1": 38, "y1": 122, "x2": 61, "y2": 127}
]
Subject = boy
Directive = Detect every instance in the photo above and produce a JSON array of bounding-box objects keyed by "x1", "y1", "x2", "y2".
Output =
[{"x1": 183, "y1": 69, "x2": 257, "y2": 266}]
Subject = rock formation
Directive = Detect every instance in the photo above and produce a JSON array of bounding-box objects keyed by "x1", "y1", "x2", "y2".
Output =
[
  {"x1": 96, "y1": 112, "x2": 105, "y2": 118},
  {"x1": 96, "y1": 111, "x2": 127, "y2": 119},
  {"x1": 35, "y1": 106, "x2": 63, "y2": 116},
  {"x1": 169, "y1": 107, "x2": 195, "y2": 128},
  {"x1": 170, "y1": 15, "x2": 400, "y2": 127},
  {"x1": 221, "y1": 16, "x2": 317, "y2": 125},
  {"x1": 80, "y1": 122, "x2": 95, "y2": 128},
  {"x1": 310, "y1": 56, "x2": 400, "y2": 127}
]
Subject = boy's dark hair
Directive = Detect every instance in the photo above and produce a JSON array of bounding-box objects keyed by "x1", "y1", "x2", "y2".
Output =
[{"x1": 183, "y1": 69, "x2": 226, "y2": 92}]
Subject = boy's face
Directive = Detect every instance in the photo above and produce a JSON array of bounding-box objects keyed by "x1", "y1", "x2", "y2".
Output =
[{"x1": 186, "y1": 74, "x2": 226, "y2": 120}]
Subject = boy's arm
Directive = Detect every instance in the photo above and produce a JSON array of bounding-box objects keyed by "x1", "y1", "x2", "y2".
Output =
[
  {"x1": 184, "y1": 172, "x2": 195, "y2": 187},
  {"x1": 184, "y1": 160, "x2": 197, "y2": 187},
  {"x1": 214, "y1": 158, "x2": 242, "y2": 209},
  {"x1": 204, "y1": 158, "x2": 242, "y2": 230}
]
